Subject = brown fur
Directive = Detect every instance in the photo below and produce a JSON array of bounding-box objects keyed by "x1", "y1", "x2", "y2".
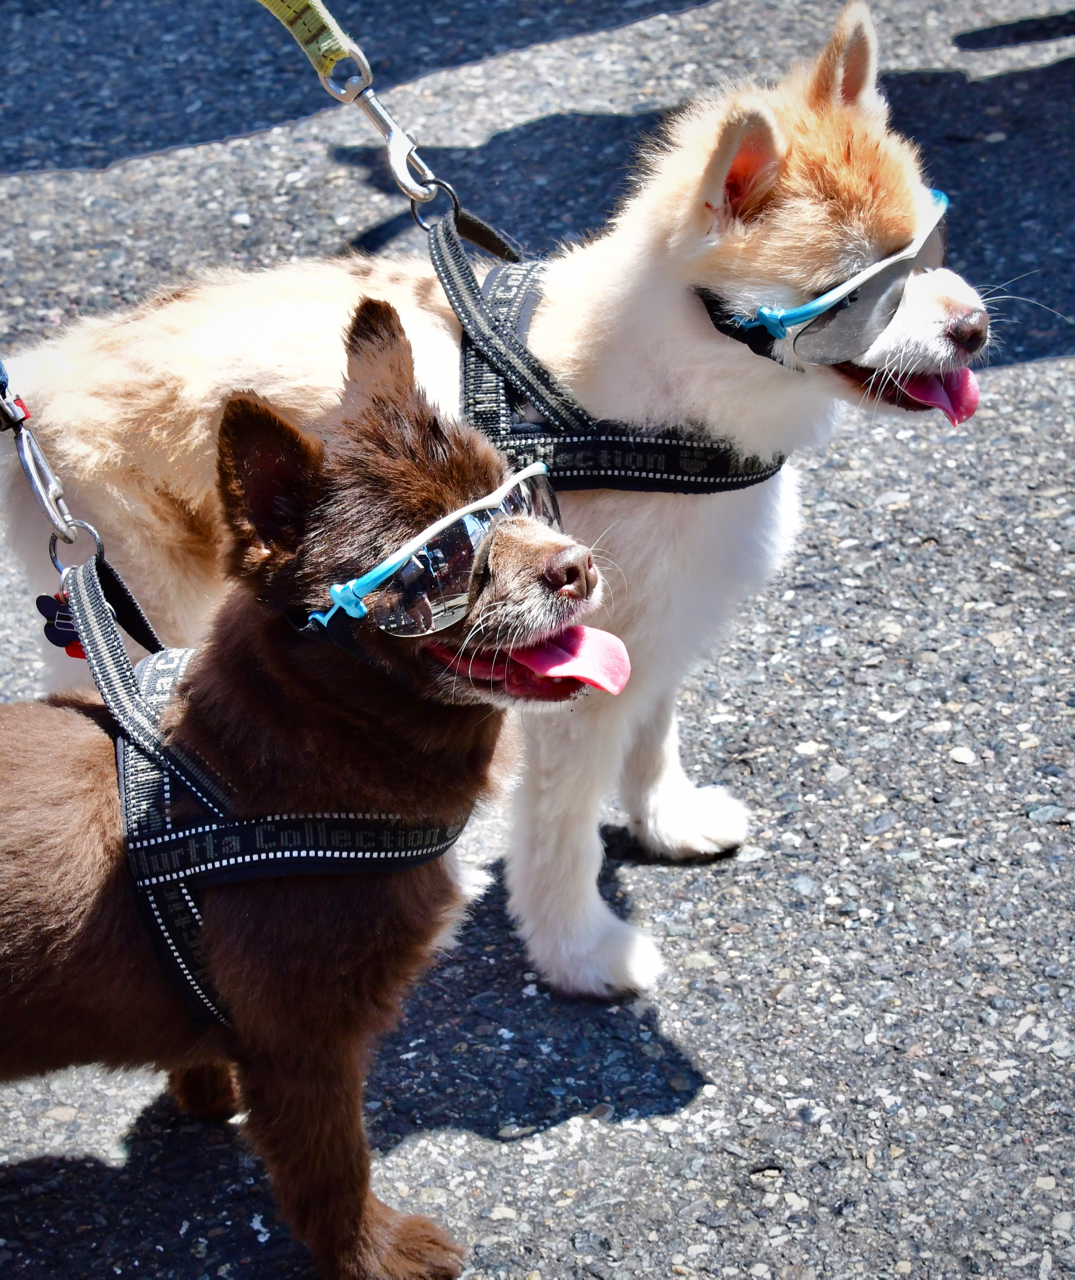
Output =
[{"x1": 0, "y1": 301, "x2": 601, "y2": 1279}]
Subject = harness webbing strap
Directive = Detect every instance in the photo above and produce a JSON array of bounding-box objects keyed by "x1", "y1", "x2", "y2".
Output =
[
  {"x1": 254, "y1": 0, "x2": 352, "y2": 77},
  {"x1": 431, "y1": 209, "x2": 786, "y2": 494},
  {"x1": 462, "y1": 262, "x2": 545, "y2": 434},
  {"x1": 430, "y1": 213, "x2": 594, "y2": 434},
  {"x1": 67, "y1": 556, "x2": 467, "y2": 1025},
  {"x1": 66, "y1": 559, "x2": 233, "y2": 817},
  {"x1": 118, "y1": 648, "x2": 465, "y2": 1026},
  {"x1": 94, "y1": 555, "x2": 166, "y2": 661}
]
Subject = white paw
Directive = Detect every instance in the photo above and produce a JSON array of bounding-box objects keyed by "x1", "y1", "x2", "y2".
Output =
[
  {"x1": 629, "y1": 780, "x2": 749, "y2": 860},
  {"x1": 524, "y1": 910, "x2": 666, "y2": 998}
]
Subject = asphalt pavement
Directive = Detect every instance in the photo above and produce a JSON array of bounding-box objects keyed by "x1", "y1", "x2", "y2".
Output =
[{"x1": 0, "y1": 2, "x2": 1073, "y2": 1278}]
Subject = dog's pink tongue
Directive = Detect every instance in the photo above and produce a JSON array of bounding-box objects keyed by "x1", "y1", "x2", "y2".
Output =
[
  {"x1": 896, "y1": 368, "x2": 980, "y2": 425},
  {"x1": 510, "y1": 626, "x2": 631, "y2": 694}
]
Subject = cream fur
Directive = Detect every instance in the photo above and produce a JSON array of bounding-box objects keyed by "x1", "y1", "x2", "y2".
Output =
[{"x1": 1, "y1": 5, "x2": 987, "y2": 994}]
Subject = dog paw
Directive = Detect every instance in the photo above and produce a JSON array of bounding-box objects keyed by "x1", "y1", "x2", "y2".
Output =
[
  {"x1": 167, "y1": 1062, "x2": 241, "y2": 1122},
  {"x1": 630, "y1": 781, "x2": 749, "y2": 860},
  {"x1": 352, "y1": 1200, "x2": 464, "y2": 1280},
  {"x1": 528, "y1": 912, "x2": 666, "y2": 998}
]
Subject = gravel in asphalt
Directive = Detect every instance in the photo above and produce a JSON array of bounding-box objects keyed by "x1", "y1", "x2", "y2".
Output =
[{"x1": 0, "y1": 2, "x2": 1072, "y2": 1278}]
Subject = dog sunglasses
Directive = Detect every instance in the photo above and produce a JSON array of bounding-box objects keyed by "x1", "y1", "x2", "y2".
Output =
[
  {"x1": 728, "y1": 189, "x2": 948, "y2": 364},
  {"x1": 309, "y1": 461, "x2": 562, "y2": 637}
]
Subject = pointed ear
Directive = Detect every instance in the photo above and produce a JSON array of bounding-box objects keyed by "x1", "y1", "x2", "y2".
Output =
[
  {"x1": 343, "y1": 298, "x2": 416, "y2": 406},
  {"x1": 217, "y1": 396, "x2": 324, "y2": 565},
  {"x1": 698, "y1": 104, "x2": 785, "y2": 233},
  {"x1": 808, "y1": 2, "x2": 884, "y2": 114}
]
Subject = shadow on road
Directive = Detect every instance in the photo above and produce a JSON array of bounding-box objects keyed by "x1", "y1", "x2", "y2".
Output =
[
  {"x1": 0, "y1": 0, "x2": 703, "y2": 175},
  {"x1": 954, "y1": 9, "x2": 1075, "y2": 49},
  {"x1": 0, "y1": 861, "x2": 707, "y2": 1277},
  {"x1": 882, "y1": 51, "x2": 1075, "y2": 365}
]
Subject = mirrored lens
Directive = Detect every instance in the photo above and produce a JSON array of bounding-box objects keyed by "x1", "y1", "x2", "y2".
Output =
[
  {"x1": 918, "y1": 218, "x2": 946, "y2": 270},
  {"x1": 792, "y1": 219, "x2": 948, "y2": 365},
  {"x1": 362, "y1": 472, "x2": 563, "y2": 636},
  {"x1": 500, "y1": 473, "x2": 562, "y2": 529},
  {"x1": 365, "y1": 512, "x2": 492, "y2": 635}
]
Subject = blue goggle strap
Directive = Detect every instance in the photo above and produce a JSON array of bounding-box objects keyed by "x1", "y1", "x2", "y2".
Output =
[
  {"x1": 730, "y1": 190, "x2": 949, "y2": 341},
  {"x1": 309, "y1": 461, "x2": 551, "y2": 628}
]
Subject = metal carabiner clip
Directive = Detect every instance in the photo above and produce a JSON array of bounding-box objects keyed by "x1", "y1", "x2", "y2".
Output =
[
  {"x1": 318, "y1": 40, "x2": 437, "y2": 204},
  {"x1": 50, "y1": 518, "x2": 104, "y2": 583},
  {"x1": 14, "y1": 422, "x2": 78, "y2": 544}
]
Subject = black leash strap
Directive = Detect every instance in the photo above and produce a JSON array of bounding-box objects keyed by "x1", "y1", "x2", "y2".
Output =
[
  {"x1": 96, "y1": 555, "x2": 165, "y2": 657},
  {"x1": 430, "y1": 209, "x2": 786, "y2": 494},
  {"x1": 66, "y1": 556, "x2": 467, "y2": 1026},
  {"x1": 454, "y1": 206, "x2": 523, "y2": 264}
]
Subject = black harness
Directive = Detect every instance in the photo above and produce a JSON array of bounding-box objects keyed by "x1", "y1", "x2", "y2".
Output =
[
  {"x1": 64, "y1": 556, "x2": 466, "y2": 1026},
  {"x1": 427, "y1": 209, "x2": 786, "y2": 494}
]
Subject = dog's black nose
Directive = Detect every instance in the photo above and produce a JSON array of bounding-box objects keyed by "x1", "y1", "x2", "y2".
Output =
[
  {"x1": 946, "y1": 308, "x2": 989, "y2": 356},
  {"x1": 543, "y1": 546, "x2": 597, "y2": 600}
]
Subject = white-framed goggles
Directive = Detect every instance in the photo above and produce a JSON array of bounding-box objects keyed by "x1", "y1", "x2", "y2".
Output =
[
  {"x1": 731, "y1": 190, "x2": 948, "y2": 364},
  {"x1": 309, "y1": 461, "x2": 561, "y2": 637}
]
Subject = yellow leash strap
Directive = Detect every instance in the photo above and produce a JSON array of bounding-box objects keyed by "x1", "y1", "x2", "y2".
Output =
[
  {"x1": 254, "y1": 0, "x2": 352, "y2": 77},
  {"x1": 253, "y1": 0, "x2": 439, "y2": 203}
]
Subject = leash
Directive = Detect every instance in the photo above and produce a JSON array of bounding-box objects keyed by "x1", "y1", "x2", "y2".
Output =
[
  {"x1": 255, "y1": 0, "x2": 440, "y2": 205},
  {"x1": 1, "y1": 357, "x2": 163, "y2": 659},
  {"x1": 0, "y1": 355, "x2": 78, "y2": 544},
  {"x1": 260, "y1": 1, "x2": 786, "y2": 495}
]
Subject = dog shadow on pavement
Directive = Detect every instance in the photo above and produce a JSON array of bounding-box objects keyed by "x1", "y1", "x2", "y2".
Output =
[{"x1": 0, "y1": 860, "x2": 704, "y2": 1279}]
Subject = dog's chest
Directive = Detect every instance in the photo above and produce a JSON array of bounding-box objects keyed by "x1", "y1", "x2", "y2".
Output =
[{"x1": 554, "y1": 468, "x2": 800, "y2": 665}]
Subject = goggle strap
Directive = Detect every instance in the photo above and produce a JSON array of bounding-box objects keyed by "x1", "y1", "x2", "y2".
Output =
[
  {"x1": 287, "y1": 608, "x2": 417, "y2": 690},
  {"x1": 695, "y1": 289, "x2": 783, "y2": 364}
]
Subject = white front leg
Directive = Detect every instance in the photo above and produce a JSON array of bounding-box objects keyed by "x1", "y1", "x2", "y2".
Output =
[
  {"x1": 505, "y1": 696, "x2": 665, "y2": 997},
  {"x1": 620, "y1": 689, "x2": 749, "y2": 858}
]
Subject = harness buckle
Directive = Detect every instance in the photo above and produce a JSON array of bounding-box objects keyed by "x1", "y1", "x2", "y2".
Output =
[{"x1": 317, "y1": 38, "x2": 437, "y2": 203}]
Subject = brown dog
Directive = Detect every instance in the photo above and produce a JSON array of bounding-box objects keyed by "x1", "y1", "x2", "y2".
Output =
[{"x1": 0, "y1": 300, "x2": 626, "y2": 1279}]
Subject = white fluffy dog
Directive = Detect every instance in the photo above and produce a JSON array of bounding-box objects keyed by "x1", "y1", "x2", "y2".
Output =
[{"x1": 2, "y1": 5, "x2": 987, "y2": 995}]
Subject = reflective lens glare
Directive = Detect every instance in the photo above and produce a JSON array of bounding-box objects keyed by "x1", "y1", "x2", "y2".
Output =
[
  {"x1": 358, "y1": 470, "x2": 561, "y2": 637},
  {"x1": 792, "y1": 219, "x2": 947, "y2": 364}
]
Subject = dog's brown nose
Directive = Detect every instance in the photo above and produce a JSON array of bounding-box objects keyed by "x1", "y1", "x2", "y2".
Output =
[
  {"x1": 946, "y1": 308, "x2": 989, "y2": 357},
  {"x1": 543, "y1": 545, "x2": 597, "y2": 600}
]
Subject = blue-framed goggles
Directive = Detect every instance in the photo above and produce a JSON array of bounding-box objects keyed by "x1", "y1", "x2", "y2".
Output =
[
  {"x1": 731, "y1": 190, "x2": 948, "y2": 364},
  {"x1": 310, "y1": 461, "x2": 561, "y2": 637}
]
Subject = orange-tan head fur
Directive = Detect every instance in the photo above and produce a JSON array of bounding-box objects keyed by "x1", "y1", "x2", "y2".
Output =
[
  {"x1": 583, "y1": 1, "x2": 988, "y2": 429},
  {"x1": 627, "y1": 3, "x2": 930, "y2": 299}
]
